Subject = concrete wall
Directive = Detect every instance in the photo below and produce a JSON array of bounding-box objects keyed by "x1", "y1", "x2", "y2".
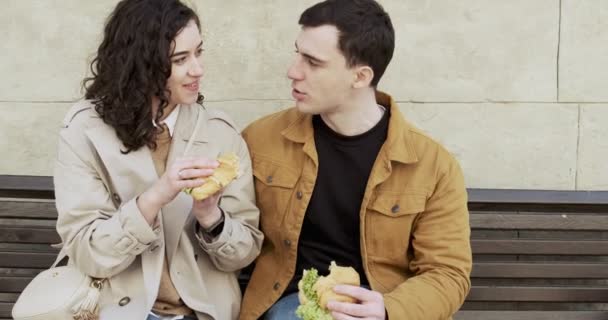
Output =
[{"x1": 1, "y1": 0, "x2": 606, "y2": 190}]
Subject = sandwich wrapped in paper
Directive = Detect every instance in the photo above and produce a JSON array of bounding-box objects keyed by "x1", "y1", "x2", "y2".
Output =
[
  {"x1": 295, "y1": 261, "x2": 360, "y2": 320},
  {"x1": 183, "y1": 152, "x2": 240, "y2": 200}
]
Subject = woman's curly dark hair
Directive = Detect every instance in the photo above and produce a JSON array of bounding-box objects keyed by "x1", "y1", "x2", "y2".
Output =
[{"x1": 83, "y1": 0, "x2": 203, "y2": 153}]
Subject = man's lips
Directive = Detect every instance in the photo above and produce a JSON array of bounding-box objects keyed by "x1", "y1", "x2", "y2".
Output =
[{"x1": 292, "y1": 88, "x2": 306, "y2": 101}]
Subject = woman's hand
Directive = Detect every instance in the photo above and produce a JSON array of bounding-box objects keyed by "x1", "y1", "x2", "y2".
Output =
[
  {"x1": 157, "y1": 157, "x2": 219, "y2": 205},
  {"x1": 192, "y1": 190, "x2": 223, "y2": 229},
  {"x1": 137, "y1": 157, "x2": 218, "y2": 225}
]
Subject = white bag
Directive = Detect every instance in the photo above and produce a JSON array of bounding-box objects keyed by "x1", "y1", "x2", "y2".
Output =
[{"x1": 12, "y1": 250, "x2": 106, "y2": 320}]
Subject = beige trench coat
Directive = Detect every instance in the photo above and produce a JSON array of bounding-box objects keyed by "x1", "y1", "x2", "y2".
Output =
[{"x1": 54, "y1": 101, "x2": 263, "y2": 320}]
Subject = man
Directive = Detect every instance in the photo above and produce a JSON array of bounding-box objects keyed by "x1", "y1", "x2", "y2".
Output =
[{"x1": 239, "y1": 0, "x2": 472, "y2": 319}]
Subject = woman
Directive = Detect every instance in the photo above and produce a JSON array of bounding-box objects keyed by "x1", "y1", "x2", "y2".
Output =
[{"x1": 54, "y1": 0, "x2": 263, "y2": 319}]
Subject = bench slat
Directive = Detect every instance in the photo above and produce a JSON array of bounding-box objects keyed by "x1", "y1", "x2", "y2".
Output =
[
  {"x1": 472, "y1": 262, "x2": 608, "y2": 278},
  {"x1": 0, "y1": 219, "x2": 56, "y2": 227},
  {"x1": 470, "y1": 210, "x2": 605, "y2": 216},
  {"x1": 0, "y1": 294, "x2": 18, "y2": 303},
  {"x1": 467, "y1": 189, "x2": 608, "y2": 205},
  {"x1": 0, "y1": 252, "x2": 56, "y2": 268},
  {"x1": 0, "y1": 268, "x2": 43, "y2": 277},
  {"x1": 0, "y1": 243, "x2": 59, "y2": 252},
  {"x1": 0, "y1": 277, "x2": 32, "y2": 293},
  {"x1": 0, "y1": 272, "x2": 44, "y2": 295},
  {"x1": 454, "y1": 311, "x2": 608, "y2": 320},
  {"x1": 467, "y1": 286, "x2": 608, "y2": 302},
  {"x1": 471, "y1": 239, "x2": 608, "y2": 255},
  {"x1": 0, "y1": 199, "x2": 56, "y2": 219},
  {"x1": 470, "y1": 213, "x2": 608, "y2": 230},
  {"x1": 0, "y1": 227, "x2": 60, "y2": 244},
  {"x1": 0, "y1": 302, "x2": 13, "y2": 318}
]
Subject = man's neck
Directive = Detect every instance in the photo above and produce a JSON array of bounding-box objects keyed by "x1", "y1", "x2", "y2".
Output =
[{"x1": 319, "y1": 90, "x2": 385, "y2": 136}]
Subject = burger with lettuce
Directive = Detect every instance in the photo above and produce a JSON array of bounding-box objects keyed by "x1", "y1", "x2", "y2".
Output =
[{"x1": 295, "y1": 261, "x2": 361, "y2": 320}]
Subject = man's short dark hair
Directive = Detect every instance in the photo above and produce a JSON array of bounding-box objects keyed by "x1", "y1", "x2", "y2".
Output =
[{"x1": 299, "y1": 0, "x2": 395, "y2": 87}]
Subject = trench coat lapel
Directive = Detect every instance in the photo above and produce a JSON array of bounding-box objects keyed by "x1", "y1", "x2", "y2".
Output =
[
  {"x1": 85, "y1": 124, "x2": 157, "y2": 206},
  {"x1": 163, "y1": 104, "x2": 209, "y2": 263}
]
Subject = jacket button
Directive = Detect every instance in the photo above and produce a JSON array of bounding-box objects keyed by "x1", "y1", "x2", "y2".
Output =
[
  {"x1": 284, "y1": 239, "x2": 291, "y2": 247},
  {"x1": 266, "y1": 175, "x2": 273, "y2": 183},
  {"x1": 118, "y1": 296, "x2": 131, "y2": 306},
  {"x1": 296, "y1": 191, "x2": 303, "y2": 199},
  {"x1": 112, "y1": 193, "x2": 121, "y2": 203},
  {"x1": 391, "y1": 204, "x2": 400, "y2": 213},
  {"x1": 273, "y1": 282, "x2": 280, "y2": 290}
]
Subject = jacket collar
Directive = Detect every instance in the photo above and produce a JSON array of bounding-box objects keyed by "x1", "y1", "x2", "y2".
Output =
[
  {"x1": 173, "y1": 103, "x2": 208, "y2": 144},
  {"x1": 281, "y1": 112, "x2": 314, "y2": 144},
  {"x1": 280, "y1": 91, "x2": 418, "y2": 164},
  {"x1": 376, "y1": 91, "x2": 419, "y2": 164},
  {"x1": 166, "y1": 103, "x2": 207, "y2": 169}
]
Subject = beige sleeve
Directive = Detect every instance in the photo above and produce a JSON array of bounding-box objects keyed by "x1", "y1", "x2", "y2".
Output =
[
  {"x1": 54, "y1": 128, "x2": 159, "y2": 278},
  {"x1": 195, "y1": 131, "x2": 264, "y2": 272}
]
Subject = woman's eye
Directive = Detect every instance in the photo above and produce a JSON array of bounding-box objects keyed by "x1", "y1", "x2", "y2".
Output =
[{"x1": 173, "y1": 57, "x2": 187, "y2": 65}]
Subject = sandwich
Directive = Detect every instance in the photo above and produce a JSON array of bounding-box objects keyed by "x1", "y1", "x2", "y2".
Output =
[
  {"x1": 295, "y1": 261, "x2": 360, "y2": 320},
  {"x1": 183, "y1": 152, "x2": 240, "y2": 200}
]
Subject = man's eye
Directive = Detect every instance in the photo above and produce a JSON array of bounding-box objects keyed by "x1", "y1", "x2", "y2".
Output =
[{"x1": 196, "y1": 48, "x2": 204, "y2": 56}]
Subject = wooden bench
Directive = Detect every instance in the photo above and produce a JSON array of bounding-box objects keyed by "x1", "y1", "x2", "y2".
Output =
[
  {"x1": 455, "y1": 189, "x2": 608, "y2": 320},
  {"x1": 0, "y1": 175, "x2": 57, "y2": 320},
  {"x1": 2, "y1": 175, "x2": 608, "y2": 320}
]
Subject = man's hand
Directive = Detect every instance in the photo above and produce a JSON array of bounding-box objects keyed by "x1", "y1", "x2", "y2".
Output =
[{"x1": 327, "y1": 285, "x2": 386, "y2": 320}]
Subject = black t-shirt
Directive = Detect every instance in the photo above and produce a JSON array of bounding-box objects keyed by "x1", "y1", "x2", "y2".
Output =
[{"x1": 284, "y1": 108, "x2": 390, "y2": 295}]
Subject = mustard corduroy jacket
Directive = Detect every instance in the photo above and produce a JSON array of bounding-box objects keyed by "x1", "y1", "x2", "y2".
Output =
[{"x1": 239, "y1": 92, "x2": 471, "y2": 320}]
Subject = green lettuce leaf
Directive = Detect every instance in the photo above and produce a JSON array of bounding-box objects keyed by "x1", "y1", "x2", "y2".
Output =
[
  {"x1": 295, "y1": 268, "x2": 334, "y2": 319},
  {"x1": 295, "y1": 300, "x2": 333, "y2": 320},
  {"x1": 301, "y1": 268, "x2": 320, "y2": 302}
]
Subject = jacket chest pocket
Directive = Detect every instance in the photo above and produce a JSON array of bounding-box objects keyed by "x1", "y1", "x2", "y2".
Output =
[
  {"x1": 252, "y1": 159, "x2": 299, "y2": 232},
  {"x1": 366, "y1": 191, "x2": 427, "y2": 261}
]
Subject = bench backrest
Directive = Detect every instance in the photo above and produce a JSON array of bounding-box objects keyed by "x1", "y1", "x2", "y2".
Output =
[
  {"x1": 0, "y1": 176, "x2": 58, "y2": 320},
  {"x1": 2, "y1": 176, "x2": 608, "y2": 320},
  {"x1": 457, "y1": 189, "x2": 608, "y2": 319}
]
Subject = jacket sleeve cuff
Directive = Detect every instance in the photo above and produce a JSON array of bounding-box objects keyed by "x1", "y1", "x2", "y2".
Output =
[
  {"x1": 115, "y1": 198, "x2": 159, "y2": 255},
  {"x1": 195, "y1": 212, "x2": 238, "y2": 257}
]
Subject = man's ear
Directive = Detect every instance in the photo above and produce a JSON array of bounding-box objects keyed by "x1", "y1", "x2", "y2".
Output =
[{"x1": 353, "y1": 66, "x2": 374, "y2": 89}]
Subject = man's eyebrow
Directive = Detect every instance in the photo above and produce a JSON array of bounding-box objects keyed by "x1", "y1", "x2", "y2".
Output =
[
  {"x1": 171, "y1": 41, "x2": 203, "y2": 58},
  {"x1": 295, "y1": 42, "x2": 327, "y2": 64}
]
